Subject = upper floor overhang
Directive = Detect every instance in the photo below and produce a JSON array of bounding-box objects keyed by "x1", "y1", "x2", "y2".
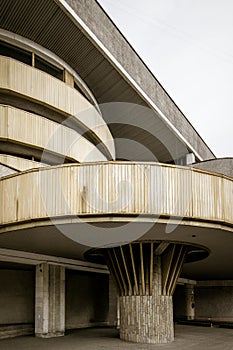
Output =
[
  {"x1": 0, "y1": 162, "x2": 232, "y2": 279},
  {"x1": 0, "y1": 0, "x2": 215, "y2": 163}
]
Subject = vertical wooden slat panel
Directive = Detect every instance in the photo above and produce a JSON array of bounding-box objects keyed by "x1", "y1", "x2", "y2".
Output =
[
  {"x1": 105, "y1": 251, "x2": 124, "y2": 296},
  {"x1": 170, "y1": 247, "x2": 187, "y2": 296},
  {"x1": 129, "y1": 244, "x2": 139, "y2": 296},
  {"x1": 161, "y1": 245, "x2": 176, "y2": 295},
  {"x1": 113, "y1": 248, "x2": 127, "y2": 296},
  {"x1": 166, "y1": 245, "x2": 183, "y2": 296},
  {"x1": 149, "y1": 242, "x2": 154, "y2": 296},
  {"x1": 120, "y1": 246, "x2": 132, "y2": 296},
  {"x1": 140, "y1": 243, "x2": 145, "y2": 295}
]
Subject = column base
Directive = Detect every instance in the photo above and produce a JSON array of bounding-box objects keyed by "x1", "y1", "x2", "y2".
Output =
[
  {"x1": 120, "y1": 295, "x2": 174, "y2": 344},
  {"x1": 35, "y1": 331, "x2": 64, "y2": 338},
  {"x1": 187, "y1": 316, "x2": 195, "y2": 320},
  {"x1": 87, "y1": 242, "x2": 191, "y2": 344}
]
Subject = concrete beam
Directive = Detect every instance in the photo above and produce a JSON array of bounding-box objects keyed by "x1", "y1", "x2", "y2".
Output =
[{"x1": 0, "y1": 248, "x2": 109, "y2": 274}]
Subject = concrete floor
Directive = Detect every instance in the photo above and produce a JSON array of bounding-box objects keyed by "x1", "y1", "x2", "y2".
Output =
[{"x1": 0, "y1": 325, "x2": 233, "y2": 350}]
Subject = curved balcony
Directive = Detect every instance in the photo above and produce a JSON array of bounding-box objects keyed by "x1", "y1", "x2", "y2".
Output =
[
  {"x1": 0, "y1": 162, "x2": 232, "y2": 231},
  {"x1": 0, "y1": 105, "x2": 107, "y2": 163},
  {"x1": 0, "y1": 154, "x2": 47, "y2": 171},
  {"x1": 0, "y1": 55, "x2": 115, "y2": 160}
]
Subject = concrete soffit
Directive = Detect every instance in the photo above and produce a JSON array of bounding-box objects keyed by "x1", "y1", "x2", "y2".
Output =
[
  {"x1": 0, "y1": 248, "x2": 109, "y2": 274},
  {"x1": 57, "y1": 0, "x2": 211, "y2": 162}
]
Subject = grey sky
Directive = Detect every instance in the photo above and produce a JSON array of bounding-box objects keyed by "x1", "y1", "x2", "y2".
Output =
[{"x1": 98, "y1": 0, "x2": 233, "y2": 158}]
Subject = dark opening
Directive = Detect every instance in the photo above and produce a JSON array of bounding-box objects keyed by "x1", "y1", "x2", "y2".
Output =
[
  {"x1": 0, "y1": 40, "x2": 32, "y2": 65},
  {"x1": 35, "y1": 55, "x2": 63, "y2": 81}
]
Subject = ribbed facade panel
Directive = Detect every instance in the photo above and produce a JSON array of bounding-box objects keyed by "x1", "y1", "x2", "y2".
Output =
[
  {"x1": 0, "y1": 105, "x2": 107, "y2": 163},
  {"x1": 0, "y1": 163, "x2": 232, "y2": 229},
  {"x1": 0, "y1": 56, "x2": 115, "y2": 160}
]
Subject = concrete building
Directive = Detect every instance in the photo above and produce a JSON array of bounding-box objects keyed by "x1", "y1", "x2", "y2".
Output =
[{"x1": 0, "y1": 0, "x2": 232, "y2": 345}]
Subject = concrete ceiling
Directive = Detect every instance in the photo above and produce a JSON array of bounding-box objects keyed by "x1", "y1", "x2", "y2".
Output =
[{"x1": 0, "y1": 220, "x2": 232, "y2": 280}]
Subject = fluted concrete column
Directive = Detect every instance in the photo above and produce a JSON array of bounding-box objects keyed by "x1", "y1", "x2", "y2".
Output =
[
  {"x1": 103, "y1": 242, "x2": 187, "y2": 344},
  {"x1": 35, "y1": 263, "x2": 65, "y2": 338},
  {"x1": 120, "y1": 256, "x2": 174, "y2": 344}
]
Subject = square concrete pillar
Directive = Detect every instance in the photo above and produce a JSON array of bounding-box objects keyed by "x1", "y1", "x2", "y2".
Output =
[
  {"x1": 108, "y1": 275, "x2": 118, "y2": 327},
  {"x1": 35, "y1": 263, "x2": 65, "y2": 338}
]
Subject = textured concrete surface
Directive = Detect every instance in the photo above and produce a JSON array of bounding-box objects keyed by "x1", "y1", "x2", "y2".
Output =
[
  {"x1": 0, "y1": 326, "x2": 233, "y2": 350},
  {"x1": 195, "y1": 285, "x2": 233, "y2": 322},
  {"x1": 35, "y1": 264, "x2": 65, "y2": 337},
  {"x1": 193, "y1": 158, "x2": 233, "y2": 178},
  {"x1": 119, "y1": 256, "x2": 174, "y2": 344},
  {"x1": 65, "y1": 270, "x2": 109, "y2": 329},
  {"x1": 0, "y1": 270, "x2": 34, "y2": 325}
]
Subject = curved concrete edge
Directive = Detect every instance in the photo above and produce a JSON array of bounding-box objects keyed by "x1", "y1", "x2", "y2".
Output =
[
  {"x1": 0, "y1": 105, "x2": 107, "y2": 163},
  {"x1": 0, "y1": 163, "x2": 18, "y2": 178},
  {"x1": 0, "y1": 162, "x2": 232, "y2": 232},
  {"x1": 193, "y1": 158, "x2": 233, "y2": 178},
  {"x1": 0, "y1": 28, "x2": 101, "y2": 114},
  {"x1": 0, "y1": 215, "x2": 232, "y2": 236},
  {"x1": 0, "y1": 55, "x2": 115, "y2": 160},
  {"x1": 0, "y1": 154, "x2": 47, "y2": 171}
]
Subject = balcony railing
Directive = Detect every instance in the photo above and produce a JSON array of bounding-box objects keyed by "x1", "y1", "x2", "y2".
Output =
[
  {"x1": 0, "y1": 105, "x2": 107, "y2": 163},
  {"x1": 0, "y1": 162, "x2": 232, "y2": 231},
  {"x1": 0, "y1": 55, "x2": 115, "y2": 160}
]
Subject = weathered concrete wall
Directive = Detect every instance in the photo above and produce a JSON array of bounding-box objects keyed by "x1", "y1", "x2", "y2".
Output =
[
  {"x1": 108, "y1": 274, "x2": 118, "y2": 327},
  {"x1": 195, "y1": 285, "x2": 233, "y2": 322},
  {"x1": 66, "y1": 0, "x2": 215, "y2": 161},
  {"x1": 173, "y1": 285, "x2": 186, "y2": 319},
  {"x1": 0, "y1": 269, "x2": 34, "y2": 338},
  {"x1": 175, "y1": 282, "x2": 233, "y2": 323},
  {"x1": 173, "y1": 284, "x2": 195, "y2": 320},
  {"x1": 0, "y1": 269, "x2": 34, "y2": 324},
  {"x1": 193, "y1": 158, "x2": 233, "y2": 178},
  {"x1": 65, "y1": 270, "x2": 109, "y2": 329}
]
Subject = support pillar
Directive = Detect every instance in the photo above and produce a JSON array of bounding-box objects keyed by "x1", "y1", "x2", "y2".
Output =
[
  {"x1": 184, "y1": 284, "x2": 195, "y2": 320},
  {"x1": 103, "y1": 242, "x2": 187, "y2": 344},
  {"x1": 35, "y1": 263, "x2": 65, "y2": 338},
  {"x1": 108, "y1": 274, "x2": 118, "y2": 327},
  {"x1": 120, "y1": 256, "x2": 174, "y2": 343}
]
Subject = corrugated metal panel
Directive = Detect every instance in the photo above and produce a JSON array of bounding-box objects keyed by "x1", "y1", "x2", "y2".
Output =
[
  {"x1": 0, "y1": 163, "x2": 232, "y2": 229},
  {"x1": 0, "y1": 0, "x2": 58, "y2": 41},
  {"x1": 0, "y1": 154, "x2": 47, "y2": 171},
  {"x1": 0, "y1": 105, "x2": 107, "y2": 162},
  {"x1": 0, "y1": 56, "x2": 115, "y2": 159}
]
